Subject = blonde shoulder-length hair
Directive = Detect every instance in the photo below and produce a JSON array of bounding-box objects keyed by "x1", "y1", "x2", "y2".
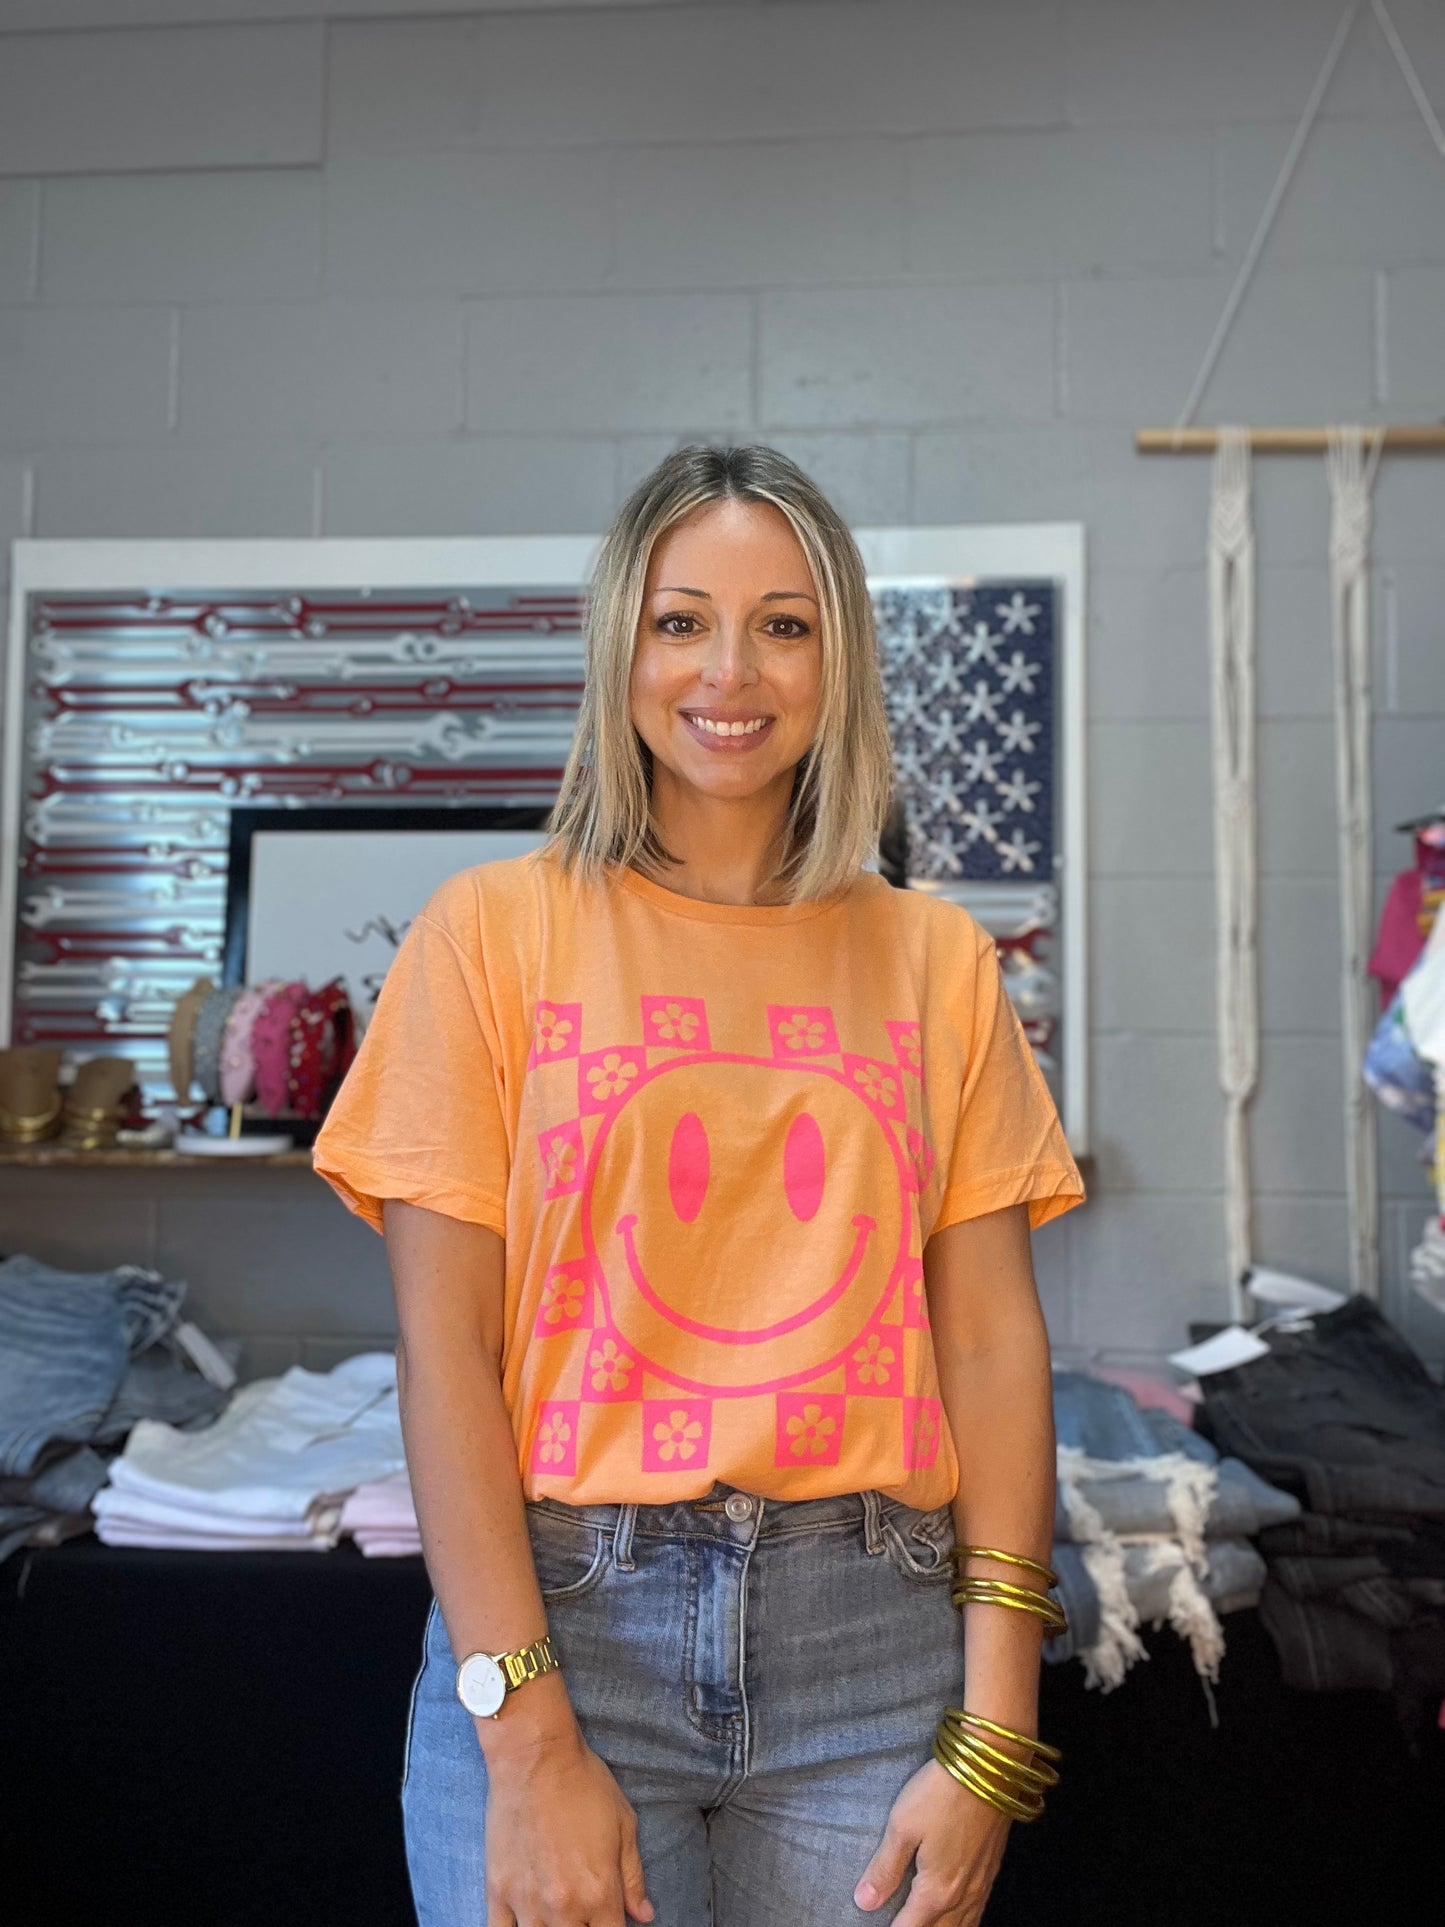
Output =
[{"x1": 547, "y1": 444, "x2": 894, "y2": 904}]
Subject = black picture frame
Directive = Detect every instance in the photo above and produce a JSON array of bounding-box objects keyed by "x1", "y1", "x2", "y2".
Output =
[{"x1": 221, "y1": 805, "x2": 553, "y2": 988}]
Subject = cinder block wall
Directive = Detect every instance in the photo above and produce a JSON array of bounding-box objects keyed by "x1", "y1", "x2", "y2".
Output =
[{"x1": 2, "y1": 0, "x2": 1443, "y2": 1374}]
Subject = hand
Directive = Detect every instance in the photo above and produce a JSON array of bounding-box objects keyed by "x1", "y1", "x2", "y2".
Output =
[
  {"x1": 854, "y1": 1758, "x2": 1012, "y2": 1926},
  {"x1": 483, "y1": 1725, "x2": 654, "y2": 1926}
]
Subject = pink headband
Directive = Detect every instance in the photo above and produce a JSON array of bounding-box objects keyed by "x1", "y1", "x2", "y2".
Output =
[
  {"x1": 252, "y1": 981, "x2": 309, "y2": 1116},
  {"x1": 218, "y1": 980, "x2": 281, "y2": 1107}
]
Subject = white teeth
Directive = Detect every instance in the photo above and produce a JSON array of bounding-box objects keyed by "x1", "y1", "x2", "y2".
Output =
[{"x1": 690, "y1": 715, "x2": 769, "y2": 736}]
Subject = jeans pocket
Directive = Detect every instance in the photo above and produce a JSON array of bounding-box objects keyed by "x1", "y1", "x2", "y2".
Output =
[
  {"x1": 525, "y1": 1499, "x2": 609, "y2": 1602},
  {"x1": 878, "y1": 1499, "x2": 956, "y2": 1586},
  {"x1": 400, "y1": 1598, "x2": 436, "y2": 1793}
]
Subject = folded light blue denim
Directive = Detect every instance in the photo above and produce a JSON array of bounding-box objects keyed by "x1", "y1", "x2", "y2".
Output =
[
  {"x1": 0, "y1": 1254, "x2": 226, "y2": 1563},
  {"x1": 0, "y1": 1255, "x2": 184, "y2": 1478},
  {"x1": 1052, "y1": 1370, "x2": 1300, "y2": 1541}
]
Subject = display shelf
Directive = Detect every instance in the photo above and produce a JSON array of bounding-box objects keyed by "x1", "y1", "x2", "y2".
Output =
[{"x1": 0, "y1": 1144, "x2": 314, "y2": 1168}]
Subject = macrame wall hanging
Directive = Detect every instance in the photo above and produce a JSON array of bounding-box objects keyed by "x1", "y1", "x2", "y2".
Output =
[
  {"x1": 1207, "y1": 429, "x2": 1259, "y2": 1317},
  {"x1": 1137, "y1": 0, "x2": 1445, "y2": 1310}
]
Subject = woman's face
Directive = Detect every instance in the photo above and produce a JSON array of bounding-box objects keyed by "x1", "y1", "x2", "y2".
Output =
[{"x1": 629, "y1": 497, "x2": 822, "y2": 807}]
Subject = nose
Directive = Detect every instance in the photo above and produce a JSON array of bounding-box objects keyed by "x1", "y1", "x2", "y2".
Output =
[{"x1": 699, "y1": 617, "x2": 760, "y2": 693}]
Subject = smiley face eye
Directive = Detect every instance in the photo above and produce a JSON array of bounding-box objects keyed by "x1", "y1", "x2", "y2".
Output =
[
  {"x1": 783, "y1": 1112, "x2": 825, "y2": 1222},
  {"x1": 668, "y1": 1112, "x2": 710, "y2": 1223}
]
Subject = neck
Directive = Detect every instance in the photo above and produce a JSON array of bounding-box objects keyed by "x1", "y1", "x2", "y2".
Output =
[{"x1": 645, "y1": 766, "x2": 794, "y2": 906}]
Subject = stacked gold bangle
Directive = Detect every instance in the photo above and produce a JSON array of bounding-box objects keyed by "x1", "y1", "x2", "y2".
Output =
[
  {"x1": 932, "y1": 1709, "x2": 1061, "y2": 1823},
  {"x1": 933, "y1": 1545, "x2": 1064, "y2": 1822},
  {"x1": 950, "y1": 1544, "x2": 1067, "y2": 1638}
]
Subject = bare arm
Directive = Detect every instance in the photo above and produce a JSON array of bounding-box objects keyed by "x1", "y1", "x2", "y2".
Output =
[
  {"x1": 383, "y1": 1198, "x2": 652, "y2": 1925},
  {"x1": 856, "y1": 1201, "x2": 1054, "y2": 1927},
  {"x1": 928, "y1": 1201, "x2": 1054, "y2": 1743}
]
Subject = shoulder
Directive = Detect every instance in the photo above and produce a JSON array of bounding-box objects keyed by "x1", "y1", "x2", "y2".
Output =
[
  {"x1": 849, "y1": 875, "x2": 992, "y2": 963},
  {"x1": 416, "y1": 845, "x2": 566, "y2": 957}
]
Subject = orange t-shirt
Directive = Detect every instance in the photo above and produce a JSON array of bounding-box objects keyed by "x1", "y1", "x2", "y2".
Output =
[{"x1": 314, "y1": 852, "x2": 1084, "y2": 1509}]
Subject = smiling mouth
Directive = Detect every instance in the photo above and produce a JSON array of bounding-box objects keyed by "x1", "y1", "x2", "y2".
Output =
[
  {"x1": 615, "y1": 1212, "x2": 876, "y2": 1342},
  {"x1": 680, "y1": 711, "x2": 775, "y2": 745}
]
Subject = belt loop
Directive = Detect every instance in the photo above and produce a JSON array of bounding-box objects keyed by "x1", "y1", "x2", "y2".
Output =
[
  {"x1": 612, "y1": 1502, "x2": 637, "y2": 1572},
  {"x1": 861, "y1": 1489, "x2": 886, "y2": 1556}
]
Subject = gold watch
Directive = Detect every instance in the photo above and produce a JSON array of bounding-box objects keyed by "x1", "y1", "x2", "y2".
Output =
[{"x1": 455, "y1": 1633, "x2": 559, "y2": 1719}]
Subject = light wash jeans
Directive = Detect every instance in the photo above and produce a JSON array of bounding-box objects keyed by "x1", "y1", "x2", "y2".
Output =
[{"x1": 402, "y1": 1484, "x2": 964, "y2": 1926}]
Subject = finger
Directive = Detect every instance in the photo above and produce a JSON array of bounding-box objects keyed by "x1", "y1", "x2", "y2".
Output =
[
  {"x1": 890, "y1": 1877, "x2": 961, "y2": 1927},
  {"x1": 854, "y1": 1822, "x2": 917, "y2": 1912},
  {"x1": 619, "y1": 1819, "x2": 654, "y2": 1922}
]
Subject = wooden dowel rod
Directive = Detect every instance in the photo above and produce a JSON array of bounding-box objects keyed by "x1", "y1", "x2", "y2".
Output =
[{"x1": 1136, "y1": 425, "x2": 1445, "y2": 454}]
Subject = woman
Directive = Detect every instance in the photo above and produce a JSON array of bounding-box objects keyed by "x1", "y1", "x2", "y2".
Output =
[{"x1": 315, "y1": 445, "x2": 1084, "y2": 1927}]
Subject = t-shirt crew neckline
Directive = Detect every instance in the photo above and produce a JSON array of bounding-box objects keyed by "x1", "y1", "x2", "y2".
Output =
[{"x1": 615, "y1": 863, "x2": 857, "y2": 927}]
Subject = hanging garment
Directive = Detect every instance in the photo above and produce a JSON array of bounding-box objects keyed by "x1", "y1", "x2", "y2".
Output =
[{"x1": 1369, "y1": 831, "x2": 1445, "y2": 1009}]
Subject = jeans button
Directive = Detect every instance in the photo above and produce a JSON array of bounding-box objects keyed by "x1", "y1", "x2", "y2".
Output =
[{"x1": 723, "y1": 1493, "x2": 753, "y2": 1523}]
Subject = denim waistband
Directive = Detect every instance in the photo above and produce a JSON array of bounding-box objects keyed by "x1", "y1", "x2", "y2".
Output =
[{"x1": 528, "y1": 1482, "x2": 948, "y2": 1568}]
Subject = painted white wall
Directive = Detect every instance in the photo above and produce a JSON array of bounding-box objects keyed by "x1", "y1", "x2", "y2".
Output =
[{"x1": 1, "y1": 0, "x2": 1442, "y2": 1371}]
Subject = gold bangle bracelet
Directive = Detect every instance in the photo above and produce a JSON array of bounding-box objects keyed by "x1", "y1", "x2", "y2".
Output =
[
  {"x1": 933, "y1": 1727, "x2": 1050, "y2": 1801},
  {"x1": 931, "y1": 1737, "x2": 1045, "y2": 1822},
  {"x1": 943, "y1": 1707, "x2": 1063, "y2": 1765},
  {"x1": 937, "y1": 1720, "x2": 1059, "y2": 1791},
  {"x1": 951, "y1": 1579, "x2": 1068, "y2": 1635},
  {"x1": 953, "y1": 1545, "x2": 1059, "y2": 1589}
]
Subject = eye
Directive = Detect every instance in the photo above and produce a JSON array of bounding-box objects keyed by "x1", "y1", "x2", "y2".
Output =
[
  {"x1": 783, "y1": 1112, "x2": 825, "y2": 1222},
  {"x1": 667, "y1": 1112, "x2": 710, "y2": 1223},
  {"x1": 766, "y1": 617, "x2": 811, "y2": 640},
  {"x1": 657, "y1": 612, "x2": 702, "y2": 637}
]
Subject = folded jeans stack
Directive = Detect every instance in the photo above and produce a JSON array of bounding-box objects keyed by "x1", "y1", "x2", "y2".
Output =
[
  {"x1": 93, "y1": 1351, "x2": 406, "y2": 1551},
  {"x1": 1197, "y1": 1296, "x2": 1445, "y2": 1733},
  {"x1": 0, "y1": 1254, "x2": 229, "y2": 1564},
  {"x1": 1044, "y1": 1370, "x2": 1300, "y2": 1690},
  {"x1": 339, "y1": 1470, "x2": 421, "y2": 1557}
]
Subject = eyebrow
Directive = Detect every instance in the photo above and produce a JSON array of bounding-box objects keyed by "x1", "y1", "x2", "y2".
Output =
[{"x1": 654, "y1": 585, "x2": 819, "y2": 605}]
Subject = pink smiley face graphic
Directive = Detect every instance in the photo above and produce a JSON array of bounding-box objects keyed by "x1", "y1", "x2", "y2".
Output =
[{"x1": 581, "y1": 1049, "x2": 913, "y2": 1396}]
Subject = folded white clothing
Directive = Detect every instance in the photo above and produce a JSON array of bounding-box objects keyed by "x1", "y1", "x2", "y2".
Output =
[
  {"x1": 103, "y1": 1353, "x2": 404, "y2": 1521},
  {"x1": 95, "y1": 1521, "x2": 336, "y2": 1552},
  {"x1": 340, "y1": 1471, "x2": 417, "y2": 1534},
  {"x1": 92, "y1": 1486, "x2": 337, "y2": 1540},
  {"x1": 353, "y1": 1531, "x2": 423, "y2": 1558}
]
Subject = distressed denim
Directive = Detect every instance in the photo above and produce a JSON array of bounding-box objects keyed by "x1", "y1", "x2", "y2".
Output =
[{"x1": 401, "y1": 1485, "x2": 963, "y2": 1926}]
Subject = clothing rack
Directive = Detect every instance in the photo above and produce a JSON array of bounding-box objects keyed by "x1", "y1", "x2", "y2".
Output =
[{"x1": 1136, "y1": 426, "x2": 1445, "y2": 454}]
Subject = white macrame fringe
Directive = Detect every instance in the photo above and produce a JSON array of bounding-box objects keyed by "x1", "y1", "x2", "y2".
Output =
[
  {"x1": 1328, "y1": 427, "x2": 1385, "y2": 1299},
  {"x1": 1208, "y1": 427, "x2": 1260, "y2": 1316}
]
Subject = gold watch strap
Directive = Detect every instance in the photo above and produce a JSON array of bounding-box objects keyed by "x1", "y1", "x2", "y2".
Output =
[{"x1": 495, "y1": 1632, "x2": 559, "y2": 1695}]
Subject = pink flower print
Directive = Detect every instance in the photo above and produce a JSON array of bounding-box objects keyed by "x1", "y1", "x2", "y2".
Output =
[
  {"x1": 900, "y1": 1257, "x2": 930, "y2": 1329},
  {"x1": 785, "y1": 1402, "x2": 837, "y2": 1459},
  {"x1": 641, "y1": 1398, "x2": 711, "y2": 1471},
  {"x1": 774, "y1": 1391, "x2": 844, "y2": 1466},
  {"x1": 652, "y1": 1408, "x2": 705, "y2": 1463},
  {"x1": 542, "y1": 1134, "x2": 577, "y2": 1188},
  {"x1": 852, "y1": 1332, "x2": 896, "y2": 1387},
  {"x1": 588, "y1": 1336, "x2": 634, "y2": 1394},
  {"x1": 586, "y1": 1051, "x2": 638, "y2": 1102},
  {"x1": 904, "y1": 1396, "x2": 942, "y2": 1471},
  {"x1": 652, "y1": 1002, "x2": 699, "y2": 1043},
  {"x1": 535, "y1": 1007, "x2": 574, "y2": 1054},
  {"x1": 889, "y1": 1021, "x2": 923, "y2": 1073},
  {"x1": 780, "y1": 1011, "x2": 828, "y2": 1051},
  {"x1": 851, "y1": 1061, "x2": 898, "y2": 1110},
  {"x1": 541, "y1": 1270, "x2": 585, "y2": 1325},
  {"x1": 529, "y1": 1399, "x2": 580, "y2": 1476},
  {"x1": 528, "y1": 1000, "x2": 582, "y2": 1069}
]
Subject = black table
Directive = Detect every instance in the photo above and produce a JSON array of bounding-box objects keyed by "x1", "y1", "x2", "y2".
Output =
[{"x1": 2, "y1": 1539, "x2": 1441, "y2": 1926}]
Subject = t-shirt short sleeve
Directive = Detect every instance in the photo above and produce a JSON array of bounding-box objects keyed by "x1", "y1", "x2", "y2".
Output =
[
  {"x1": 934, "y1": 925, "x2": 1085, "y2": 1235},
  {"x1": 313, "y1": 897, "x2": 510, "y2": 1238}
]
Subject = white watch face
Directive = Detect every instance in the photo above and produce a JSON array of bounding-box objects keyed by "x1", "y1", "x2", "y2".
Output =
[{"x1": 456, "y1": 1652, "x2": 507, "y2": 1718}]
